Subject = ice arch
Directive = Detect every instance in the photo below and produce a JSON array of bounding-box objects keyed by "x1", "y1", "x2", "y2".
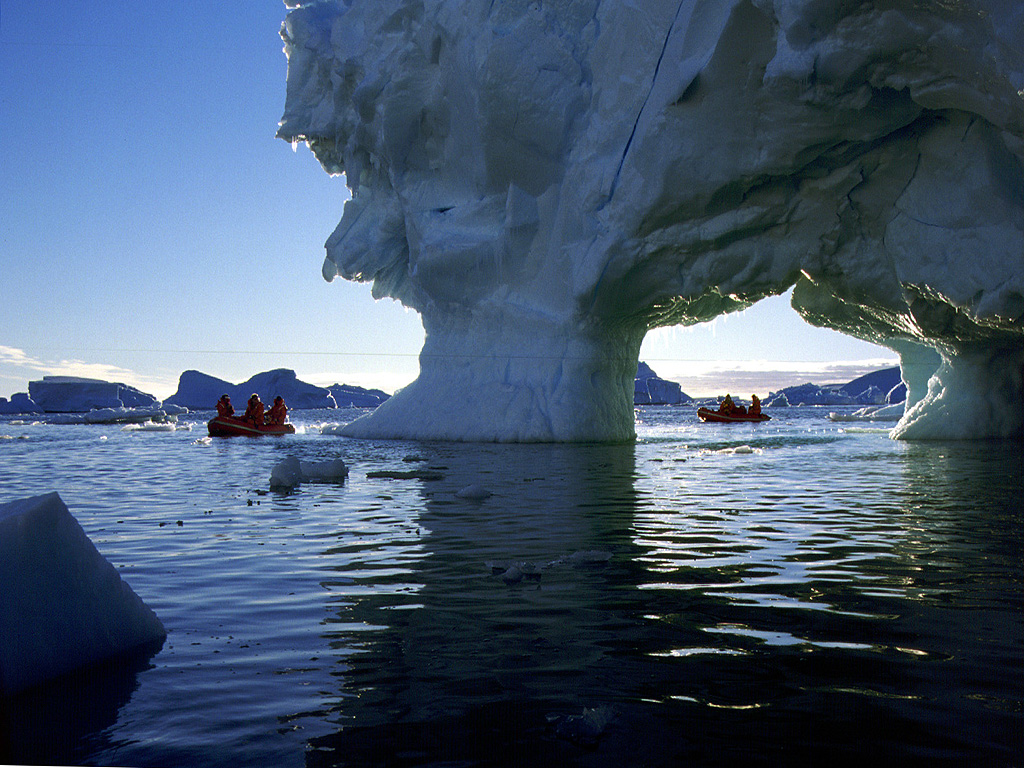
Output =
[{"x1": 279, "y1": 0, "x2": 1024, "y2": 441}]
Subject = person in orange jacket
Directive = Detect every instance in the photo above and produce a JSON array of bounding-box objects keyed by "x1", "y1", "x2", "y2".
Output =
[
  {"x1": 719, "y1": 394, "x2": 736, "y2": 415},
  {"x1": 266, "y1": 396, "x2": 287, "y2": 426},
  {"x1": 749, "y1": 394, "x2": 762, "y2": 417},
  {"x1": 216, "y1": 394, "x2": 234, "y2": 418},
  {"x1": 243, "y1": 393, "x2": 264, "y2": 428}
]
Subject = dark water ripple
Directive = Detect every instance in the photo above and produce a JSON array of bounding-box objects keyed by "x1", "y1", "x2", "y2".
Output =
[{"x1": 0, "y1": 408, "x2": 1021, "y2": 767}]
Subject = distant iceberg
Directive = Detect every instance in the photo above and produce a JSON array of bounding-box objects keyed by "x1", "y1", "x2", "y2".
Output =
[
  {"x1": 0, "y1": 392, "x2": 43, "y2": 415},
  {"x1": 164, "y1": 368, "x2": 389, "y2": 410},
  {"x1": 328, "y1": 383, "x2": 391, "y2": 408},
  {"x1": 765, "y1": 368, "x2": 906, "y2": 408},
  {"x1": 634, "y1": 362, "x2": 690, "y2": 406},
  {"x1": 26, "y1": 376, "x2": 159, "y2": 413}
]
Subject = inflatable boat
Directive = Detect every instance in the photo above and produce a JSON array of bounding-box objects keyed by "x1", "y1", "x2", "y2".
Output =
[
  {"x1": 697, "y1": 407, "x2": 770, "y2": 423},
  {"x1": 207, "y1": 416, "x2": 296, "y2": 437}
]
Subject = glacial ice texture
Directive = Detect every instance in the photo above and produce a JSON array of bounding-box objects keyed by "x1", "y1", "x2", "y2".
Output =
[
  {"x1": 279, "y1": 0, "x2": 1024, "y2": 440},
  {"x1": 0, "y1": 493, "x2": 165, "y2": 694}
]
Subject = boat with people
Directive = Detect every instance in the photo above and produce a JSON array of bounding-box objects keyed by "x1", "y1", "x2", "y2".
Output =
[
  {"x1": 207, "y1": 415, "x2": 296, "y2": 437},
  {"x1": 697, "y1": 393, "x2": 770, "y2": 423},
  {"x1": 697, "y1": 407, "x2": 770, "y2": 423},
  {"x1": 207, "y1": 392, "x2": 294, "y2": 436}
]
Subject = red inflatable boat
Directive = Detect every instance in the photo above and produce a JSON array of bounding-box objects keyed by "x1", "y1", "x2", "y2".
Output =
[
  {"x1": 697, "y1": 407, "x2": 770, "y2": 423},
  {"x1": 207, "y1": 416, "x2": 296, "y2": 437}
]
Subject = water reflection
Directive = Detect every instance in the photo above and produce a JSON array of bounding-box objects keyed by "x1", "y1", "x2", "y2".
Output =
[
  {"x1": 0, "y1": 644, "x2": 161, "y2": 765},
  {"x1": 307, "y1": 437, "x2": 1023, "y2": 767},
  {"x1": 309, "y1": 442, "x2": 646, "y2": 764}
]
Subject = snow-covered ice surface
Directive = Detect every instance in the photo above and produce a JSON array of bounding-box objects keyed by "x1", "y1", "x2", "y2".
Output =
[
  {"x1": 0, "y1": 407, "x2": 1020, "y2": 765},
  {"x1": 280, "y1": 0, "x2": 1024, "y2": 440},
  {"x1": 0, "y1": 493, "x2": 165, "y2": 694}
]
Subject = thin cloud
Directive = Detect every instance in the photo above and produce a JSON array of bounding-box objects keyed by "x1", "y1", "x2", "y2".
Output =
[{"x1": 0, "y1": 345, "x2": 176, "y2": 399}]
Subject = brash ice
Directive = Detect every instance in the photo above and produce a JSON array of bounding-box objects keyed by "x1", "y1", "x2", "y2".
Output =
[{"x1": 278, "y1": 0, "x2": 1024, "y2": 441}]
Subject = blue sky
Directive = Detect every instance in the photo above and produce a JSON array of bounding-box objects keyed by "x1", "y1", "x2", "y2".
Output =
[{"x1": 0, "y1": 1, "x2": 895, "y2": 402}]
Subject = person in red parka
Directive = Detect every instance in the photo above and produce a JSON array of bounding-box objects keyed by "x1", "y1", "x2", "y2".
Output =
[
  {"x1": 216, "y1": 394, "x2": 234, "y2": 418},
  {"x1": 266, "y1": 396, "x2": 287, "y2": 426},
  {"x1": 243, "y1": 394, "x2": 264, "y2": 428}
]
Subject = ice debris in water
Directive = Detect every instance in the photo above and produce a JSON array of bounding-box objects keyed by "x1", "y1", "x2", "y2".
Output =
[
  {"x1": 829, "y1": 404, "x2": 906, "y2": 422},
  {"x1": 121, "y1": 421, "x2": 176, "y2": 432},
  {"x1": 0, "y1": 493, "x2": 166, "y2": 694},
  {"x1": 547, "y1": 706, "x2": 614, "y2": 746},
  {"x1": 455, "y1": 484, "x2": 492, "y2": 500},
  {"x1": 487, "y1": 550, "x2": 613, "y2": 585},
  {"x1": 270, "y1": 456, "x2": 349, "y2": 490},
  {"x1": 701, "y1": 445, "x2": 762, "y2": 455}
]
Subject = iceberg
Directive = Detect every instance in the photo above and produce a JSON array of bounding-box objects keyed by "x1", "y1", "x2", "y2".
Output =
[
  {"x1": 765, "y1": 368, "x2": 903, "y2": 407},
  {"x1": 27, "y1": 376, "x2": 159, "y2": 413},
  {"x1": 634, "y1": 362, "x2": 690, "y2": 406},
  {"x1": 0, "y1": 493, "x2": 166, "y2": 694},
  {"x1": 328, "y1": 383, "x2": 391, "y2": 407},
  {"x1": 0, "y1": 393, "x2": 43, "y2": 415},
  {"x1": 165, "y1": 368, "x2": 339, "y2": 410},
  {"x1": 280, "y1": 0, "x2": 1024, "y2": 440}
]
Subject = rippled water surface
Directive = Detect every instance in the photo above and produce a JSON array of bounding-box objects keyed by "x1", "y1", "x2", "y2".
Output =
[{"x1": 1, "y1": 407, "x2": 1021, "y2": 766}]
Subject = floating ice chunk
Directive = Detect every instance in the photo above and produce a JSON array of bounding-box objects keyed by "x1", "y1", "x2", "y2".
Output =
[
  {"x1": 270, "y1": 456, "x2": 349, "y2": 490},
  {"x1": 549, "y1": 706, "x2": 614, "y2": 746},
  {"x1": 500, "y1": 565, "x2": 523, "y2": 585},
  {"x1": 705, "y1": 445, "x2": 762, "y2": 455},
  {"x1": 300, "y1": 458, "x2": 349, "y2": 482},
  {"x1": 121, "y1": 421, "x2": 176, "y2": 432},
  {"x1": 0, "y1": 493, "x2": 166, "y2": 694},
  {"x1": 49, "y1": 406, "x2": 178, "y2": 425},
  {"x1": 568, "y1": 550, "x2": 614, "y2": 564},
  {"x1": 829, "y1": 404, "x2": 905, "y2": 422},
  {"x1": 455, "y1": 484, "x2": 492, "y2": 500},
  {"x1": 270, "y1": 457, "x2": 304, "y2": 490}
]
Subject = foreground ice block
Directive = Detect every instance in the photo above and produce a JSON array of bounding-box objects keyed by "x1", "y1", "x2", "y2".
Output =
[
  {"x1": 0, "y1": 493, "x2": 166, "y2": 695},
  {"x1": 280, "y1": 0, "x2": 1024, "y2": 440}
]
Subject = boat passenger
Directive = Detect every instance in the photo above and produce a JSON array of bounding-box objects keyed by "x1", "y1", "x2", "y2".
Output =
[
  {"x1": 243, "y1": 393, "x2": 264, "y2": 428},
  {"x1": 750, "y1": 394, "x2": 761, "y2": 417},
  {"x1": 266, "y1": 396, "x2": 287, "y2": 426},
  {"x1": 720, "y1": 394, "x2": 736, "y2": 415},
  {"x1": 216, "y1": 394, "x2": 234, "y2": 418}
]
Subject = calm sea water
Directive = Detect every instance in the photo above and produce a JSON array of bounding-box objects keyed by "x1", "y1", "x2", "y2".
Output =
[{"x1": 0, "y1": 406, "x2": 1021, "y2": 767}]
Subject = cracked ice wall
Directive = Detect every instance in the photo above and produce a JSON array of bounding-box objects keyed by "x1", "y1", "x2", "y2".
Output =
[{"x1": 279, "y1": 0, "x2": 1024, "y2": 441}]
